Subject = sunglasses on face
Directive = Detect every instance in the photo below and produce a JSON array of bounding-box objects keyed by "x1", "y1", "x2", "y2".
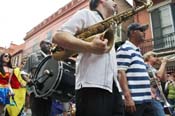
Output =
[
  {"x1": 152, "y1": 54, "x2": 157, "y2": 57},
  {"x1": 3, "y1": 55, "x2": 10, "y2": 58},
  {"x1": 136, "y1": 29, "x2": 145, "y2": 32}
]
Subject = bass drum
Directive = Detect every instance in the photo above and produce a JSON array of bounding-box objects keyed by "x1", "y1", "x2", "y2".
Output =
[{"x1": 33, "y1": 56, "x2": 75, "y2": 102}]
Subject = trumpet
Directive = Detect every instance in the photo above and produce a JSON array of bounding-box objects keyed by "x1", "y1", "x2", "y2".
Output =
[
  {"x1": 155, "y1": 57, "x2": 175, "y2": 66},
  {"x1": 155, "y1": 50, "x2": 175, "y2": 64}
]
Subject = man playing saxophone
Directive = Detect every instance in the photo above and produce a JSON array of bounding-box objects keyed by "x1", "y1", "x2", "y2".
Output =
[
  {"x1": 52, "y1": 0, "x2": 124, "y2": 116},
  {"x1": 144, "y1": 51, "x2": 168, "y2": 116}
]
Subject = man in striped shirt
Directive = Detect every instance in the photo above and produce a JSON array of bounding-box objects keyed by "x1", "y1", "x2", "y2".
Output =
[{"x1": 116, "y1": 23, "x2": 155, "y2": 116}]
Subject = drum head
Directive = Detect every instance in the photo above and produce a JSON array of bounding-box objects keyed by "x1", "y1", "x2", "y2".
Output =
[{"x1": 33, "y1": 56, "x2": 60, "y2": 97}]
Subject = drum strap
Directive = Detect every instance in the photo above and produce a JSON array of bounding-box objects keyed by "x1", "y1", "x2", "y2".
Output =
[{"x1": 41, "y1": 50, "x2": 48, "y2": 58}]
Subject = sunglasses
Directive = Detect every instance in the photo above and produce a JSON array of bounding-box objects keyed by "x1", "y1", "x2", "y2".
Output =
[
  {"x1": 3, "y1": 55, "x2": 10, "y2": 58},
  {"x1": 136, "y1": 28, "x2": 145, "y2": 32},
  {"x1": 152, "y1": 54, "x2": 157, "y2": 57}
]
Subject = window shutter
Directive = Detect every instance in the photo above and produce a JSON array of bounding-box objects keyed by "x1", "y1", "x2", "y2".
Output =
[
  {"x1": 151, "y1": 9, "x2": 163, "y2": 49},
  {"x1": 171, "y1": 3, "x2": 175, "y2": 30},
  {"x1": 151, "y1": 9, "x2": 162, "y2": 38}
]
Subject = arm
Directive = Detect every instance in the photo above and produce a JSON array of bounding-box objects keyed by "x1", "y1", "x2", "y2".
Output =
[
  {"x1": 118, "y1": 70, "x2": 131, "y2": 99},
  {"x1": 118, "y1": 70, "x2": 136, "y2": 112},
  {"x1": 116, "y1": 46, "x2": 136, "y2": 112},
  {"x1": 21, "y1": 54, "x2": 38, "y2": 85},
  {"x1": 52, "y1": 10, "x2": 110, "y2": 54},
  {"x1": 156, "y1": 57, "x2": 168, "y2": 80},
  {"x1": 53, "y1": 31, "x2": 109, "y2": 54}
]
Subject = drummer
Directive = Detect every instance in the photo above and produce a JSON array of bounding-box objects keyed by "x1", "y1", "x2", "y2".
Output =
[{"x1": 21, "y1": 40, "x2": 52, "y2": 116}]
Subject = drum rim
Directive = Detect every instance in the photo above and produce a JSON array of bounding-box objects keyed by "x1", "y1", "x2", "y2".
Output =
[
  {"x1": 33, "y1": 56, "x2": 61, "y2": 98},
  {"x1": 46, "y1": 61, "x2": 64, "y2": 97}
]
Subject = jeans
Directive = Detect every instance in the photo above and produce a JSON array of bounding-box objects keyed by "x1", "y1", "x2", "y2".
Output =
[
  {"x1": 168, "y1": 99, "x2": 175, "y2": 114},
  {"x1": 151, "y1": 99, "x2": 165, "y2": 116},
  {"x1": 125, "y1": 102, "x2": 155, "y2": 116}
]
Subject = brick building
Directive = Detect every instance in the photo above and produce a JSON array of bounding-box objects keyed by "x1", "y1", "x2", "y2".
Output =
[
  {"x1": 135, "y1": 0, "x2": 175, "y2": 73},
  {"x1": 7, "y1": 0, "x2": 132, "y2": 67},
  {"x1": 6, "y1": 0, "x2": 175, "y2": 72}
]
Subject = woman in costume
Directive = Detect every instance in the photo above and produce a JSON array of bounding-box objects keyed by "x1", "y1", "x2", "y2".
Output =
[
  {"x1": 0, "y1": 52, "x2": 27, "y2": 116},
  {"x1": 5, "y1": 67, "x2": 27, "y2": 116},
  {"x1": 0, "y1": 53, "x2": 13, "y2": 115}
]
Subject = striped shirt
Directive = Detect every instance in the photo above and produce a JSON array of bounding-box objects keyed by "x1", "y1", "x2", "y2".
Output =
[{"x1": 116, "y1": 40, "x2": 152, "y2": 104}]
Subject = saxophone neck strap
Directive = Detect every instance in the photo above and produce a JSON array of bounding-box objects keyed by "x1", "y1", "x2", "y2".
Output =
[{"x1": 95, "y1": 10, "x2": 104, "y2": 20}]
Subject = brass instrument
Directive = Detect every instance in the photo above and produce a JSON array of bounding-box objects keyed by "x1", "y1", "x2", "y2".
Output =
[
  {"x1": 156, "y1": 50, "x2": 175, "y2": 58},
  {"x1": 52, "y1": 0, "x2": 153, "y2": 60},
  {"x1": 148, "y1": 68, "x2": 173, "y2": 115},
  {"x1": 70, "y1": 103, "x2": 76, "y2": 116},
  {"x1": 155, "y1": 50, "x2": 175, "y2": 63}
]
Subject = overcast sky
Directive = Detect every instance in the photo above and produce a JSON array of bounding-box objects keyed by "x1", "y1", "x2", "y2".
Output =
[{"x1": 0, "y1": 0, "x2": 132, "y2": 47}]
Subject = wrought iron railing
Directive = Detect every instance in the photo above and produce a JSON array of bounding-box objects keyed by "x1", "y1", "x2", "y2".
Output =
[
  {"x1": 140, "y1": 32, "x2": 175, "y2": 54},
  {"x1": 154, "y1": 32, "x2": 175, "y2": 51},
  {"x1": 139, "y1": 32, "x2": 175, "y2": 73}
]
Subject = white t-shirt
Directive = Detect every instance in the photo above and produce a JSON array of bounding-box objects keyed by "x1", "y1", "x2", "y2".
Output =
[{"x1": 58, "y1": 9, "x2": 117, "y2": 93}]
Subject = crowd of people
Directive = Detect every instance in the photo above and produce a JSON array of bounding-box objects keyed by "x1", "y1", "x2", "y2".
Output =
[
  {"x1": 0, "y1": 40, "x2": 74, "y2": 116},
  {"x1": 0, "y1": 0, "x2": 175, "y2": 116}
]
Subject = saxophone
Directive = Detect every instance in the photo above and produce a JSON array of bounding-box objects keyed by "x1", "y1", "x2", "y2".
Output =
[{"x1": 52, "y1": 0, "x2": 153, "y2": 60}]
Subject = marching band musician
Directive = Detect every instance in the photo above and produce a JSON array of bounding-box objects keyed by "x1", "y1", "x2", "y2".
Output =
[
  {"x1": 52, "y1": 0, "x2": 124, "y2": 116},
  {"x1": 144, "y1": 51, "x2": 168, "y2": 116},
  {"x1": 21, "y1": 40, "x2": 52, "y2": 116}
]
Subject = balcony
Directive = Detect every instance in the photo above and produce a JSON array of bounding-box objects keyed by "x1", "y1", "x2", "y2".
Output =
[
  {"x1": 140, "y1": 32, "x2": 175, "y2": 54},
  {"x1": 139, "y1": 32, "x2": 175, "y2": 73}
]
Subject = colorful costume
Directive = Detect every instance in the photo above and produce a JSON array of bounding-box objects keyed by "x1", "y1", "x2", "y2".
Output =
[
  {"x1": 0, "y1": 72, "x2": 11, "y2": 105},
  {"x1": 6, "y1": 67, "x2": 27, "y2": 116}
]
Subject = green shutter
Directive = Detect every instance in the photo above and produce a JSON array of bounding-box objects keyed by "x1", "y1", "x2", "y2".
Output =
[
  {"x1": 151, "y1": 9, "x2": 163, "y2": 50},
  {"x1": 171, "y1": 3, "x2": 175, "y2": 30}
]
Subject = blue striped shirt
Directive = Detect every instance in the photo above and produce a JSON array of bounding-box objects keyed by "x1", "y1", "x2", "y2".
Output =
[{"x1": 116, "y1": 41, "x2": 152, "y2": 104}]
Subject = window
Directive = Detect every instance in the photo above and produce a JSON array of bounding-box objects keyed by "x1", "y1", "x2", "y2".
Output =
[
  {"x1": 46, "y1": 31, "x2": 52, "y2": 41},
  {"x1": 151, "y1": 4, "x2": 175, "y2": 50},
  {"x1": 32, "y1": 39, "x2": 39, "y2": 52}
]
